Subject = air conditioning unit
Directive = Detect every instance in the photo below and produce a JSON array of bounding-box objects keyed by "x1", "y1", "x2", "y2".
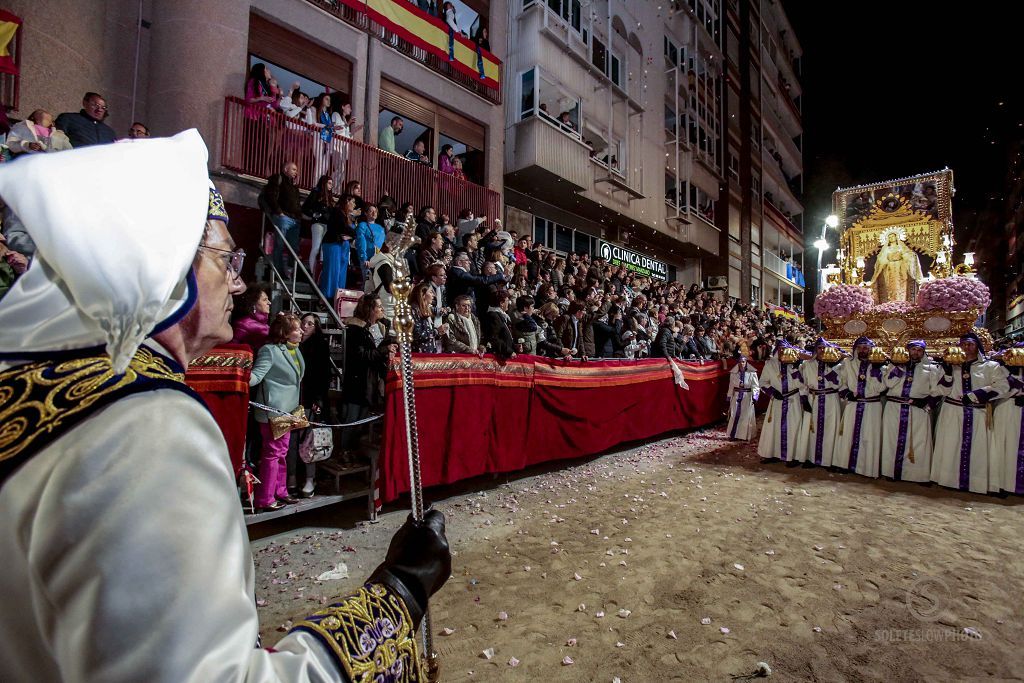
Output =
[{"x1": 706, "y1": 276, "x2": 728, "y2": 290}]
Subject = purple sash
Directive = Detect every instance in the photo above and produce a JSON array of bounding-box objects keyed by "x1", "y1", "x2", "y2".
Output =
[
  {"x1": 958, "y1": 362, "x2": 975, "y2": 491},
  {"x1": 892, "y1": 362, "x2": 916, "y2": 479},
  {"x1": 814, "y1": 362, "x2": 827, "y2": 464},
  {"x1": 848, "y1": 360, "x2": 869, "y2": 471},
  {"x1": 780, "y1": 369, "x2": 790, "y2": 460},
  {"x1": 729, "y1": 369, "x2": 746, "y2": 439}
]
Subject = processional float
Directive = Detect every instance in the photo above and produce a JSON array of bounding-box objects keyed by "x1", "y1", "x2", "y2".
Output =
[{"x1": 815, "y1": 168, "x2": 993, "y2": 355}]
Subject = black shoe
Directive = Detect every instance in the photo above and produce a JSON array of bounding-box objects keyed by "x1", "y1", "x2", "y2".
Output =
[
  {"x1": 761, "y1": 457, "x2": 780, "y2": 464},
  {"x1": 277, "y1": 495, "x2": 299, "y2": 505},
  {"x1": 785, "y1": 460, "x2": 800, "y2": 468},
  {"x1": 297, "y1": 489, "x2": 315, "y2": 499},
  {"x1": 801, "y1": 461, "x2": 816, "y2": 469}
]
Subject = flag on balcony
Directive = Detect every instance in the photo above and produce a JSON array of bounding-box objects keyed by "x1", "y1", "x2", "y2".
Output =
[
  {"x1": 356, "y1": 0, "x2": 500, "y2": 90},
  {"x1": 0, "y1": 11, "x2": 21, "y2": 75}
]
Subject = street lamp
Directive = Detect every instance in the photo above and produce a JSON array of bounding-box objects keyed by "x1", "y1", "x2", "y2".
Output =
[
  {"x1": 815, "y1": 214, "x2": 839, "y2": 294},
  {"x1": 825, "y1": 214, "x2": 839, "y2": 229}
]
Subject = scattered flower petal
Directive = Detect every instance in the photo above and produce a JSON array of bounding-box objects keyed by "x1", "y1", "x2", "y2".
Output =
[
  {"x1": 442, "y1": 627, "x2": 456, "y2": 636},
  {"x1": 720, "y1": 627, "x2": 730, "y2": 634},
  {"x1": 482, "y1": 648, "x2": 495, "y2": 660},
  {"x1": 566, "y1": 638, "x2": 577, "y2": 646},
  {"x1": 508, "y1": 657, "x2": 520, "y2": 667},
  {"x1": 618, "y1": 609, "x2": 631, "y2": 618},
  {"x1": 498, "y1": 611, "x2": 509, "y2": 621},
  {"x1": 700, "y1": 617, "x2": 712, "y2": 625},
  {"x1": 667, "y1": 629, "x2": 678, "y2": 639},
  {"x1": 562, "y1": 656, "x2": 575, "y2": 666}
]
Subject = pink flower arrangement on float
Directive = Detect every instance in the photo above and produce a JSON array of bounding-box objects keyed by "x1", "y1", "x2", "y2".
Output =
[
  {"x1": 813, "y1": 284, "x2": 874, "y2": 319},
  {"x1": 917, "y1": 276, "x2": 991, "y2": 312},
  {"x1": 871, "y1": 300, "x2": 918, "y2": 315}
]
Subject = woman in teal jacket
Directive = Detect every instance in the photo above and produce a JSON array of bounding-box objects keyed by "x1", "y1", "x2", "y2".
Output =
[{"x1": 249, "y1": 313, "x2": 305, "y2": 511}]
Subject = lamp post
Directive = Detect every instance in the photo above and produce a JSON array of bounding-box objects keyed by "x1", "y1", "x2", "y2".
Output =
[{"x1": 815, "y1": 214, "x2": 839, "y2": 294}]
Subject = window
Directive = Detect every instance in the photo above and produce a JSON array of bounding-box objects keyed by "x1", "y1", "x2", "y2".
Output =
[
  {"x1": 728, "y1": 150, "x2": 740, "y2": 182},
  {"x1": 535, "y1": 217, "x2": 595, "y2": 255},
  {"x1": 594, "y1": 139, "x2": 624, "y2": 176},
  {"x1": 556, "y1": 225, "x2": 573, "y2": 253},
  {"x1": 664, "y1": 105, "x2": 677, "y2": 137},
  {"x1": 520, "y1": 68, "x2": 536, "y2": 121},
  {"x1": 520, "y1": 66, "x2": 582, "y2": 140},
  {"x1": 665, "y1": 172, "x2": 679, "y2": 207},
  {"x1": 591, "y1": 37, "x2": 607, "y2": 74},
  {"x1": 751, "y1": 173, "x2": 761, "y2": 197},
  {"x1": 664, "y1": 36, "x2": 678, "y2": 66},
  {"x1": 544, "y1": 0, "x2": 583, "y2": 33},
  {"x1": 682, "y1": 181, "x2": 716, "y2": 223},
  {"x1": 610, "y1": 52, "x2": 622, "y2": 88},
  {"x1": 439, "y1": 133, "x2": 484, "y2": 185},
  {"x1": 378, "y1": 108, "x2": 432, "y2": 159}
]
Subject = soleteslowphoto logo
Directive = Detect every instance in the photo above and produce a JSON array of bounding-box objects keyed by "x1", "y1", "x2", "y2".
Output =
[{"x1": 906, "y1": 575, "x2": 948, "y2": 622}]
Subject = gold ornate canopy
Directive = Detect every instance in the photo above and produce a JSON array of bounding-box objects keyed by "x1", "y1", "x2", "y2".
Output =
[{"x1": 831, "y1": 169, "x2": 954, "y2": 283}]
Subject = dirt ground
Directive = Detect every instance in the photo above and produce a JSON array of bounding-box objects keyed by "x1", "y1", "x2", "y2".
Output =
[{"x1": 252, "y1": 424, "x2": 1024, "y2": 682}]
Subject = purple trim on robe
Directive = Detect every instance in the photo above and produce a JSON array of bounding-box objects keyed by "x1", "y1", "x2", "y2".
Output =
[
  {"x1": 780, "y1": 368, "x2": 790, "y2": 460},
  {"x1": 848, "y1": 360, "x2": 869, "y2": 471},
  {"x1": 893, "y1": 362, "x2": 916, "y2": 480},
  {"x1": 1016, "y1": 406, "x2": 1024, "y2": 495},
  {"x1": 814, "y1": 361, "x2": 826, "y2": 464},
  {"x1": 958, "y1": 362, "x2": 974, "y2": 491}
]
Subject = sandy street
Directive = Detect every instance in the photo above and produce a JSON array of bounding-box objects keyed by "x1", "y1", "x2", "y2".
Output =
[{"x1": 253, "y1": 425, "x2": 1024, "y2": 682}]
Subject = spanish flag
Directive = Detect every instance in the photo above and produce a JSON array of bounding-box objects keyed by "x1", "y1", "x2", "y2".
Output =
[
  {"x1": 0, "y1": 11, "x2": 20, "y2": 76},
  {"x1": 337, "y1": 0, "x2": 501, "y2": 90}
]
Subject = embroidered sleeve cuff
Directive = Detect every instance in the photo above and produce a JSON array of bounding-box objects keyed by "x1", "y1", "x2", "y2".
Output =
[
  {"x1": 888, "y1": 366, "x2": 905, "y2": 380},
  {"x1": 970, "y1": 389, "x2": 996, "y2": 404},
  {"x1": 290, "y1": 583, "x2": 422, "y2": 682}
]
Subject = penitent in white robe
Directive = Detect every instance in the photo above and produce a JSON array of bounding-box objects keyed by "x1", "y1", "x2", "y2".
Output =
[
  {"x1": 833, "y1": 358, "x2": 888, "y2": 478},
  {"x1": 757, "y1": 358, "x2": 803, "y2": 461},
  {"x1": 0, "y1": 355, "x2": 345, "y2": 681},
  {"x1": 794, "y1": 359, "x2": 843, "y2": 467},
  {"x1": 991, "y1": 367, "x2": 1024, "y2": 494},
  {"x1": 930, "y1": 358, "x2": 1010, "y2": 494},
  {"x1": 880, "y1": 360, "x2": 942, "y2": 482},
  {"x1": 725, "y1": 364, "x2": 760, "y2": 441}
]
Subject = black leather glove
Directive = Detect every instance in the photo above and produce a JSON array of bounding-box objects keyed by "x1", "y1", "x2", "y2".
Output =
[
  {"x1": 800, "y1": 396, "x2": 812, "y2": 413},
  {"x1": 838, "y1": 388, "x2": 852, "y2": 400},
  {"x1": 939, "y1": 361, "x2": 952, "y2": 374},
  {"x1": 368, "y1": 509, "x2": 452, "y2": 630},
  {"x1": 1015, "y1": 396, "x2": 1024, "y2": 407},
  {"x1": 911, "y1": 397, "x2": 930, "y2": 409}
]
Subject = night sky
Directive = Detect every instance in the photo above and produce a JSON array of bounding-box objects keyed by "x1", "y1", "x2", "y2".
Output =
[{"x1": 784, "y1": 2, "x2": 1024, "y2": 256}]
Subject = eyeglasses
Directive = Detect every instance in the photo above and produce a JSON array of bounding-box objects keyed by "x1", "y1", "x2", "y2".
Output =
[{"x1": 200, "y1": 245, "x2": 245, "y2": 276}]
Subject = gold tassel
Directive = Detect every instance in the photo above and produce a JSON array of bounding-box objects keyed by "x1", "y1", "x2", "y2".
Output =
[
  {"x1": 986, "y1": 403, "x2": 994, "y2": 431},
  {"x1": 766, "y1": 397, "x2": 773, "y2": 424},
  {"x1": 838, "y1": 413, "x2": 844, "y2": 437}
]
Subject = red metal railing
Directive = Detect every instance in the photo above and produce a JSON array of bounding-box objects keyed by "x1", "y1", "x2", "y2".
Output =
[
  {"x1": 221, "y1": 96, "x2": 501, "y2": 221},
  {"x1": 304, "y1": 0, "x2": 502, "y2": 105}
]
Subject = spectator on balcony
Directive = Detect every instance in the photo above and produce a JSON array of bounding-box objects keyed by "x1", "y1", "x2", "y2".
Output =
[
  {"x1": 332, "y1": 101, "x2": 362, "y2": 186},
  {"x1": 417, "y1": 0, "x2": 438, "y2": 16},
  {"x1": 342, "y1": 294, "x2": 396, "y2": 449},
  {"x1": 450, "y1": 156, "x2": 468, "y2": 181},
  {"x1": 446, "y1": 250, "x2": 505, "y2": 308},
  {"x1": 319, "y1": 194, "x2": 356, "y2": 300},
  {"x1": 126, "y1": 122, "x2": 150, "y2": 139},
  {"x1": 279, "y1": 84, "x2": 309, "y2": 119},
  {"x1": 456, "y1": 209, "x2": 484, "y2": 238},
  {"x1": 557, "y1": 111, "x2": 576, "y2": 132},
  {"x1": 231, "y1": 283, "x2": 272, "y2": 354},
  {"x1": 438, "y1": 144, "x2": 456, "y2": 174},
  {"x1": 474, "y1": 25, "x2": 491, "y2": 52},
  {"x1": 306, "y1": 93, "x2": 335, "y2": 182},
  {"x1": 7, "y1": 110, "x2": 72, "y2": 155},
  {"x1": 302, "y1": 175, "x2": 334, "y2": 276},
  {"x1": 378, "y1": 116, "x2": 404, "y2": 154},
  {"x1": 54, "y1": 92, "x2": 117, "y2": 148},
  {"x1": 409, "y1": 282, "x2": 446, "y2": 354},
  {"x1": 415, "y1": 205, "x2": 438, "y2": 242},
  {"x1": 444, "y1": 294, "x2": 485, "y2": 355},
  {"x1": 404, "y1": 139, "x2": 431, "y2": 165},
  {"x1": 417, "y1": 231, "x2": 445, "y2": 276},
  {"x1": 259, "y1": 161, "x2": 302, "y2": 278},
  {"x1": 355, "y1": 204, "x2": 382, "y2": 283}
]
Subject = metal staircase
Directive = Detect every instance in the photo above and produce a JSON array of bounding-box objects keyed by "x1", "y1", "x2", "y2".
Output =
[{"x1": 243, "y1": 216, "x2": 380, "y2": 525}]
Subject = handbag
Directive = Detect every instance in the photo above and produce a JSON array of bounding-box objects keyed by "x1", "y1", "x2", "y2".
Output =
[{"x1": 299, "y1": 426, "x2": 334, "y2": 463}]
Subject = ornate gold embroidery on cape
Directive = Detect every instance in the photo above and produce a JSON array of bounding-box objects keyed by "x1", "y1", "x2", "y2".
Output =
[
  {"x1": 0, "y1": 347, "x2": 185, "y2": 463},
  {"x1": 291, "y1": 583, "x2": 422, "y2": 683}
]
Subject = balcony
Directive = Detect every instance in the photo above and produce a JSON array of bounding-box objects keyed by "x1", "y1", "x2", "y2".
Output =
[
  {"x1": 304, "y1": 0, "x2": 502, "y2": 104},
  {"x1": 665, "y1": 207, "x2": 720, "y2": 256},
  {"x1": 221, "y1": 97, "x2": 500, "y2": 220},
  {"x1": 763, "y1": 196, "x2": 802, "y2": 238},
  {"x1": 762, "y1": 250, "x2": 804, "y2": 290},
  {"x1": 777, "y1": 74, "x2": 801, "y2": 124},
  {"x1": 506, "y1": 115, "x2": 593, "y2": 192}
]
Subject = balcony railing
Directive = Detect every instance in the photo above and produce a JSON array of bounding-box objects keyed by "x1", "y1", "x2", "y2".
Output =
[
  {"x1": 305, "y1": 0, "x2": 502, "y2": 104},
  {"x1": 221, "y1": 97, "x2": 500, "y2": 221}
]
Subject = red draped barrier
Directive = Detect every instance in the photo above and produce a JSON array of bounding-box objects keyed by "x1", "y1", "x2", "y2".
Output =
[
  {"x1": 185, "y1": 344, "x2": 253, "y2": 474},
  {"x1": 379, "y1": 355, "x2": 734, "y2": 504}
]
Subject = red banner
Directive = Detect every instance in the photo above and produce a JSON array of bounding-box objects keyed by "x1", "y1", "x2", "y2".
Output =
[{"x1": 380, "y1": 355, "x2": 734, "y2": 504}]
